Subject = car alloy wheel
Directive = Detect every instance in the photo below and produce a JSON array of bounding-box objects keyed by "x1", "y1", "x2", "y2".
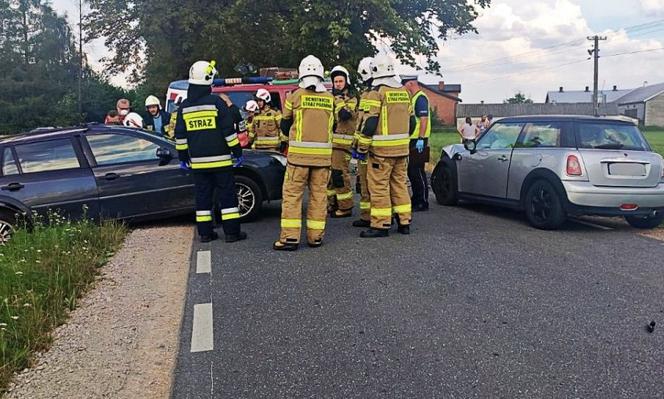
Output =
[
  {"x1": 0, "y1": 219, "x2": 13, "y2": 244},
  {"x1": 235, "y1": 182, "x2": 255, "y2": 218},
  {"x1": 530, "y1": 184, "x2": 554, "y2": 223}
]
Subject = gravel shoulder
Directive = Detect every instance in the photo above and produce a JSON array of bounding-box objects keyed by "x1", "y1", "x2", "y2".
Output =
[{"x1": 6, "y1": 224, "x2": 193, "y2": 399}]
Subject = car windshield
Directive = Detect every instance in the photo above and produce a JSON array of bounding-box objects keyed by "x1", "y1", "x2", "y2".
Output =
[{"x1": 577, "y1": 123, "x2": 650, "y2": 151}]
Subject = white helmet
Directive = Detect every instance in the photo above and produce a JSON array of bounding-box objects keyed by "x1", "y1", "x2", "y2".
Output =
[
  {"x1": 372, "y1": 55, "x2": 396, "y2": 79},
  {"x1": 298, "y1": 55, "x2": 324, "y2": 80},
  {"x1": 123, "y1": 112, "x2": 144, "y2": 128},
  {"x1": 330, "y1": 65, "x2": 351, "y2": 86},
  {"x1": 188, "y1": 60, "x2": 217, "y2": 85},
  {"x1": 144, "y1": 95, "x2": 160, "y2": 108},
  {"x1": 244, "y1": 100, "x2": 259, "y2": 112},
  {"x1": 255, "y1": 88, "x2": 271, "y2": 103},
  {"x1": 357, "y1": 57, "x2": 374, "y2": 83}
]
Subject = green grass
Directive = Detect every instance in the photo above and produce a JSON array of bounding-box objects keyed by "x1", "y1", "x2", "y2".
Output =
[
  {"x1": 0, "y1": 213, "x2": 126, "y2": 392},
  {"x1": 428, "y1": 129, "x2": 664, "y2": 165}
]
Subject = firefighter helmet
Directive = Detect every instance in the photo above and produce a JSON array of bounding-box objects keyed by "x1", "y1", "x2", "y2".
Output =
[
  {"x1": 255, "y1": 88, "x2": 271, "y2": 103},
  {"x1": 357, "y1": 57, "x2": 374, "y2": 83},
  {"x1": 188, "y1": 60, "x2": 217, "y2": 85},
  {"x1": 244, "y1": 100, "x2": 259, "y2": 113},
  {"x1": 330, "y1": 65, "x2": 351, "y2": 86},
  {"x1": 144, "y1": 95, "x2": 161, "y2": 108},
  {"x1": 123, "y1": 112, "x2": 144, "y2": 128},
  {"x1": 371, "y1": 55, "x2": 396, "y2": 79},
  {"x1": 298, "y1": 55, "x2": 324, "y2": 80}
]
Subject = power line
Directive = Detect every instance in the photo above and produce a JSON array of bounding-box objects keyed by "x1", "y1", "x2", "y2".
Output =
[{"x1": 602, "y1": 46, "x2": 664, "y2": 58}]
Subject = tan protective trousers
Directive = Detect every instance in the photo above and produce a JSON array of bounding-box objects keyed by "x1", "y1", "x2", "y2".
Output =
[
  {"x1": 367, "y1": 154, "x2": 412, "y2": 229},
  {"x1": 327, "y1": 149, "x2": 354, "y2": 212},
  {"x1": 357, "y1": 160, "x2": 371, "y2": 221},
  {"x1": 280, "y1": 164, "x2": 331, "y2": 245}
]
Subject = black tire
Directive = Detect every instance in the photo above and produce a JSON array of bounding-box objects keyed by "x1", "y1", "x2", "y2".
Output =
[
  {"x1": 625, "y1": 212, "x2": 664, "y2": 229},
  {"x1": 234, "y1": 175, "x2": 263, "y2": 222},
  {"x1": 524, "y1": 179, "x2": 567, "y2": 230},
  {"x1": 0, "y1": 209, "x2": 17, "y2": 244},
  {"x1": 431, "y1": 159, "x2": 458, "y2": 206}
]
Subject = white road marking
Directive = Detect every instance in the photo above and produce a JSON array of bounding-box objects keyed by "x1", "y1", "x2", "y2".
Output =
[
  {"x1": 571, "y1": 218, "x2": 614, "y2": 231},
  {"x1": 191, "y1": 303, "x2": 214, "y2": 352},
  {"x1": 196, "y1": 250, "x2": 211, "y2": 274}
]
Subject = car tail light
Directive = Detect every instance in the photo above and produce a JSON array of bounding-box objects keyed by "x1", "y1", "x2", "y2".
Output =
[
  {"x1": 620, "y1": 204, "x2": 639, "y2": 211},
  {"x1": 566, "y1": 155, "x2": 582, "y2": 176}
]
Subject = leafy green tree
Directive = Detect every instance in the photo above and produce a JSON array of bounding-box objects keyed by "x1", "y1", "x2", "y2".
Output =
[
  {"x1": 504, "y1": 92, "x2": 533, "y2": 104},
  {"x1": 85, "y1": 0, "x2": 490, "y2": 98}
]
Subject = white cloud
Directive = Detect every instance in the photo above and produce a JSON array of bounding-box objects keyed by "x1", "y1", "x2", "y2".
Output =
[{"x1": 640, "y1": 0, "x2": 664, "y2": 16}]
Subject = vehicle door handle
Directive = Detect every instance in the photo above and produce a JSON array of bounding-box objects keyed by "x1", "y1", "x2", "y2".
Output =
[
  {"x1": 497, "y1": 155, "x2": 509, "y2": 162},
  {"x1": 1, "y1": 182, "x2": 24, "y2": 191},
  {"x1": 103, "y1": 173, "x2": 120, "y2": 181}
]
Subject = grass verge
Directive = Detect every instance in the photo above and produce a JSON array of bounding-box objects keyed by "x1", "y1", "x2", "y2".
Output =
[{"x1": 0, "y1": 214, "x2": 127, "y2": 392}]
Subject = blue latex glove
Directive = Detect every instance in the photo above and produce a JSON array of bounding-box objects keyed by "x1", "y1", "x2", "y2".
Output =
[
  {"x1": 415, "y1": 139, "x2": 425, "y2": 153},
  {"x1": 179, "y1": 161, "x2": 191, "y2": 170},
  {"x1": 233, "y1": 155, "x2": 244, "y2": 168},
  {"x1": 351, "y1": 149, "x2": 366, "y2": 161}
]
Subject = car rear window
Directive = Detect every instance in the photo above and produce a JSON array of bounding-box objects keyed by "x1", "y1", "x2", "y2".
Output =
[
  {"x1": 14, "y1": 139, "x2": 80, "y2": 173},
  {"x1": 2, "y1": 147, "x2": 19, "y2": 176},
  {"x1": 577, "y1": 123, "x2": 649, "y2": 151}
]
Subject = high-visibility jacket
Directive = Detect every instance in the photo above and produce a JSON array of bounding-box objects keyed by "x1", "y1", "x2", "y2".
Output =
[
  {"x1": 282, "y1": 88, "x2": 335, "y2": 167},
  {"x1": 332, "y1": 91, "x2": 358, "y2": 152},
  {"x1": 358, "y1": 85, "x2": 412, "y2": 158},
  {"x1": 174, "y1": 90, "x2": 241, "y2": 171},
  {"x1": 165, "y1": 111, "x2": 177, "y2": 139},
  {"x1": 251, "y1": 106, "x2": 284, "y2": 149},
  {"x1": 410, "y1": 90, "x2": 431, "y2": 139},
  {"x1": 353, "y1": 89, "x2": 372, "y2": 148}
]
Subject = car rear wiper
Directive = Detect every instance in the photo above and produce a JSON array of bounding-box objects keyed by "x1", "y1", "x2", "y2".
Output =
[{"x1": 594, "y1": 143, "x2": 624, "y2": 149}]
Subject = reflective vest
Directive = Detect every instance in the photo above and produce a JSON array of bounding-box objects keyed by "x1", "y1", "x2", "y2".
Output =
[
  {"x1": 283, "y1": 88, "x2": 335, "y2": 167},
  {"x1": 332, "y1": 91, "x2": 358, "y2": 151},
  {"x1": 362, "y1": 85, "x2": 412, "y2": 158},
  {"x1": 174, "y1": 97, "x2": 240, "y2": 170},
  {"x1": 410, "y1": 90, "x2": 431, "y2": 139},
  {"x1": 252, "y1": 106, "x2": 283, "y2": 149}
]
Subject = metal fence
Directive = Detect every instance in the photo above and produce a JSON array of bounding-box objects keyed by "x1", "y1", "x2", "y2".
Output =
[{"x1": 457, "y1": 103, "x2": 619, "y2": 118}]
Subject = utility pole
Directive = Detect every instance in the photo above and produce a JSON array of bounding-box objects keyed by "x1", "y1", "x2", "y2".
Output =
[
  {"x1": 78, "y1": 0, "x2": 83, "y2": 121},
  {"x1": 587, "y1": 35, "x2": 607, "y2": 116}
]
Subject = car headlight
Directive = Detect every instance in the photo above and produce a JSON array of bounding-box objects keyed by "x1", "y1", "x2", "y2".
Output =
[{"x1": 270, "y1": 153, "x2": 287, "y2": 167}]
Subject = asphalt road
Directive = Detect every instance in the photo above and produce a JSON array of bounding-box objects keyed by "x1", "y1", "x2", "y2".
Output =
[{"x1": 171, "y1": 197, "x2": 664, "y2": 399}]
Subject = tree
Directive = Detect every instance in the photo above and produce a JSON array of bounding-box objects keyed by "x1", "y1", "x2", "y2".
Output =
[
  {"x1": 504, "y1": 92, "x2": 533, "y2": 104},
  {"x1": 85, "y1": 0, "x2": 491, "y2": 98}
]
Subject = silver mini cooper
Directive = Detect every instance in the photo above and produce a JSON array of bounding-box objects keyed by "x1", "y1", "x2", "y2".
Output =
[{"x1": 431, "y1": 116, "x2": 664, "y2": 229}]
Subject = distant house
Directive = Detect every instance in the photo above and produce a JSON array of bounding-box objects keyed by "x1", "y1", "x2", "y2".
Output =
[
  {"x1": 401, "y1": 76, "x2": 462, "y2": 125},
  {"x1": 616, "y1": 82, "x2": 664, "y2": 127},
  {"x1": 545, "y1": 85, "x2": 632, "y2": 104},
  {"x1": 545, "y1": 82, "x2": 664, "y2": 126}
]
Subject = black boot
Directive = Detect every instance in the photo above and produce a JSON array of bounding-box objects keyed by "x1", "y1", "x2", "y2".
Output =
[
  {"x1": 360, "y1": 228, "x2": 389, "y2": 238},
  {"x1": 397, "y1": 224, "x2": 410, "y2": 235},
  {"x1": 225, "y1": 231, "x2": 247, "y2": 243},
  {"x1": 352, "y1": 219, "x2": 370, "y2": 228},
  {"x1": 308, "y1": 239, "x2": 323, "y2": 248},
  {"x1": 199, "y1": 232, "x2": 219, "y2": 243},
  {"x1": 273, "y1": 240, "x2": 299, "y2": 251}
]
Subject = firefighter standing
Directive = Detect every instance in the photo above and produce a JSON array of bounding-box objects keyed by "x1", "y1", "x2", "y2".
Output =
[
  {"x1": 356, "y1": 55, "x2": 414, "y2": 238},
  {"x1": 402, "y1": 76, "x2": 431, "y2": 212},
  {"x1": 244, "y1": 100, "x2": 259, "y2": 146},
  {"x1": 250, "y1": 89, "x2": 285, "y2": 151},
  {"x1": 273, "y1": 55, "x2": 335, "y2": 251},
  {"x1": 351, "y1": 57, "x2": 375, "y2": 228},
  {"x1": 327, "y1": 65, "x2": 358, "y2": 218},
  {"x1": 144, "y1": 95, "x2": 171, "y2": 137},
  {"x1": 175, "y1": 60, "x2": 247, "y2": 243}
]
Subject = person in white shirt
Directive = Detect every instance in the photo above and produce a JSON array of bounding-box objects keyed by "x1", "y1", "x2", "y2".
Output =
[{"x1": 458, "y1": 117, "x2": 479, "y2": 143}]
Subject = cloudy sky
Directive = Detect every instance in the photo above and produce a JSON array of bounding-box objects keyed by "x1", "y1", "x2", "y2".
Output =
[{"x1": 52, "y1": 0, "x2": 664, "y2": 103}]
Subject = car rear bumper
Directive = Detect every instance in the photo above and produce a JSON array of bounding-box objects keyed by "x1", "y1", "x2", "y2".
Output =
[{"x1": 562, "y1": 180, "x2": 664, "y2": 215}]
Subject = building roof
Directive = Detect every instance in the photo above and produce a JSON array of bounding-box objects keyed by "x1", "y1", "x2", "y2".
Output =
[
  {"x1": 421, "y1": 84, "x2": 462, "y2": 102},
  {"x1": 546, "y1": 89, "x2": 632, "y2": 104},
  {"x1": 616, "y1": 82, "x2": 664, "y2": 105}
]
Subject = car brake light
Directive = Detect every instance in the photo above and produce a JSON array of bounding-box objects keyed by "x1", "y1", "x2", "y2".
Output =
[
  {"x1": 566, "y1": 155, "x2": 582, "y2": 176},
  {"x1": 620, "y1": 204, "x2": 639, "y2": 211}
]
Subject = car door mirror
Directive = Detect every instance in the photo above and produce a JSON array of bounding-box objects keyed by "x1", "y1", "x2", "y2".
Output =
[
  {"x1": 464, "y1": 139, "x2": 477, "y2": 154},
  {"x1": 156, "y1": 147, "x2": 173, "y2": 165}
]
